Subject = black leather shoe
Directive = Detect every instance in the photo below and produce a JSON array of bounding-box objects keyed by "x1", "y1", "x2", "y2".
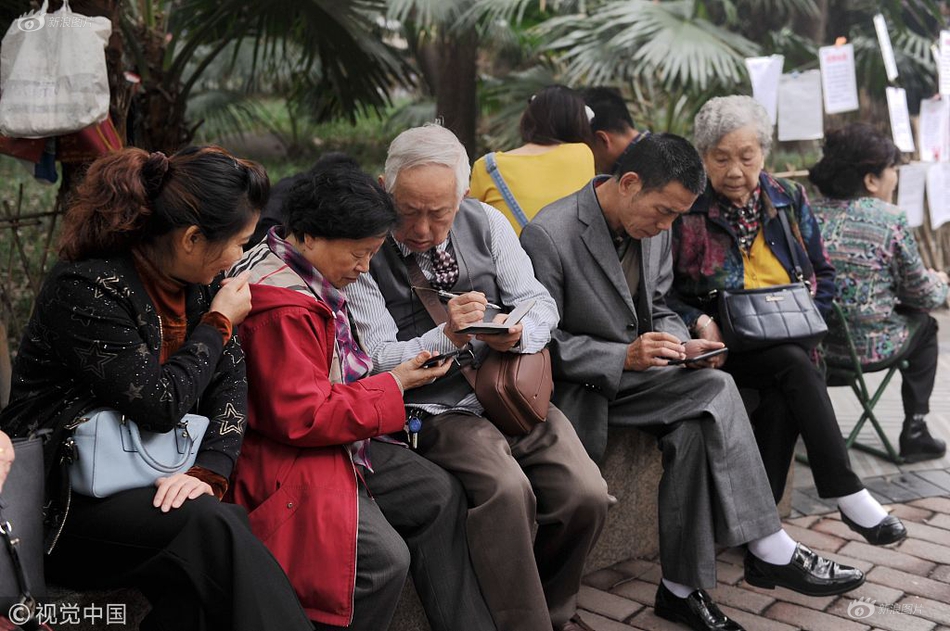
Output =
[
  {"x1": 900, "y1": 415, "x2": 947, "y2": 463},
  {"x1": 744, "y1": 543, "x2": 865, "y2": 596},
  {"x1": 841, "y1": 512, "x2": 907, "y2": 546},
  {"x1": 654, "y1": 583, "x2": 745, "y2": 631}
]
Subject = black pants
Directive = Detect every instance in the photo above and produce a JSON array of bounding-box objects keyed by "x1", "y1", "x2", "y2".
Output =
[
  {"x1": 47, "y1": 489, "x2": 312, "y2": 631},
  {"x1": 313, "y1": 441, "x2": 495, "y2": 631},
  {"x1": 876, "y1": 311, "x2": 939, "y2": 419},
  {"x1": 724, "y1": 344, "x2": 864, "y2": 502}
]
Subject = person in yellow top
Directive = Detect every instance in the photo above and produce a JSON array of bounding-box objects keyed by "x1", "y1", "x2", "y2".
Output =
[{"x1": 470, "y1": 85, "x2": 596, "y2": 234}]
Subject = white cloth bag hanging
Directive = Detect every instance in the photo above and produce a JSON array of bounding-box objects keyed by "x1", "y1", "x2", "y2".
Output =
[{"x1": 0, "y1": 0, "x2": 112, "y2": 138}]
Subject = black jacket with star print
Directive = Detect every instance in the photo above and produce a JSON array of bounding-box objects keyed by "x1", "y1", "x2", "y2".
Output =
[{"x1": 0, "y1": 254, "x2": 248, "y2": 484}]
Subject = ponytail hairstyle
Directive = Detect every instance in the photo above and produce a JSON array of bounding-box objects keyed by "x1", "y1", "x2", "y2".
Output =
[
  {"x1": 59, "y1": 145, "x2": 269, "y2": 261},
  {"x1": 519, "y1": 84, "x2": 593, "y2": 146}
]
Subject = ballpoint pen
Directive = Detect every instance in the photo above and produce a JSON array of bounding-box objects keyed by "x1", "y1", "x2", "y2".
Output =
[{"x1": 411, "y1": 286, "x2": 504, "y2": 311}]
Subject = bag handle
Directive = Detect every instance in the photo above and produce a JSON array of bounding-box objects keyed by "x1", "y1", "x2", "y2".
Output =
[
  {"x1": 398, "y1": 240, "x2": 479, "y2": 389},
  {"x1": 484, "y1": 153, "x2": 530, "y2": 228},
  {"x1": 0, "y1": 500, "x2": 40, "y2": 631},
  {"x1": 775, "y1": 209, "x2": 805, "y2": 283},
  {"x1": 125, "y1": 417, "x2": 196, "y2": 473}
]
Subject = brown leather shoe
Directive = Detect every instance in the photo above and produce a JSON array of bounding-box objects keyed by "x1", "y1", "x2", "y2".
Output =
[{"x1": 556, "y1": 613, "x2": 595, "y2": 631}]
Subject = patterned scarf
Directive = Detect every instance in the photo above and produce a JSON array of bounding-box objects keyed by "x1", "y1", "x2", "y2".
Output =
[
  {"x1": 718, "y1": 187, "x2": 762, "y2": 254},
  {"x1": 266, "y1": 228, "x2": 375, "y2": 468}
]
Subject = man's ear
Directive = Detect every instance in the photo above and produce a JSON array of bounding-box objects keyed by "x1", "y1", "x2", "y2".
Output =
[
  {"x1": 617, "y1": 171, "x2": 643, "y2": 197},
  {"x1": 378, "y1": 174, "x2": 386, "y2": 188},
  {"x1": 863, "y1": 172, "x2": 879, "y2": 195},
  {"x1": 594, "y1": 130, "x2": 611, "y2": 148}
]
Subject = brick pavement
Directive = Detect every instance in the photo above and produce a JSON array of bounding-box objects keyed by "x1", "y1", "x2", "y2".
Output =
[
  {"x1": 576, "y1": 309, "x2": 950, "y2": 629},
  {"x1": 577, "y1": 498, "x2": 950, "y2": 630}
]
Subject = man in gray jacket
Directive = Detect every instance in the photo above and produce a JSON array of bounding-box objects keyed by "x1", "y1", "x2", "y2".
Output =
[{"x1": 521, "y1": 132, "x2": 865, "y2": 631}]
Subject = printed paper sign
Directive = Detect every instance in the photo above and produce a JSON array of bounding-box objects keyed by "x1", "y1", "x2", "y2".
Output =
[
  {"x1": 926, "y1": 163, "x2": 950, "y2": 228},
  {"x1": 873, "y1": 14, "x2": 899, "y2": 82},
  {"x1": 918, "y1": 97, "x2": 950, "y2": 162},
  {"x1": 941, "y1": 31, "x2": 950, "y2": 96},
  {"x1": 777, "y1": 70, "x2": 823, "y2": 141},
  {"x1": 886, "y1": 87, "x2": 915, "y2": 153},
  {"x1": 818, "y1": 44, "x2": 859, "y2": 114},
  {"x1": 897, "y1": 163, "x2": 929, "y2": 228},
  {"x1": 745, "y1": 55, "x2": 784, "y2": 125}
]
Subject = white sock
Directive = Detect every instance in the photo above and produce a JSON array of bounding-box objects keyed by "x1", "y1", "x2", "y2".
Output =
[
  {"x1": 748, "y1": 529, "x2": 797, "y2": 565},
  {"x1": 837, "y1": 489, "x2": 888, "y2": 528},
  {"x1": 661, "y1": 578, "x2": 695, "y2": 599}
]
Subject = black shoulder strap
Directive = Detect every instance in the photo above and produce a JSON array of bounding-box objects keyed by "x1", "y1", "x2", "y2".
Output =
[{"x1": 776, "y1": 210, "x2": 805, "y2": 283}]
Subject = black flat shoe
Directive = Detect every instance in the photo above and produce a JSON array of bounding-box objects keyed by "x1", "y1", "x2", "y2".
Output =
[
  {"x1": 841, "y1": 512, "x2": 907, "y2": 546},
  {"x1": 744, "y1": 543, "x2": 865, "y2": 596},
  {"x1": 654, "y1": 583, "x2": 745, "y2": 631}
]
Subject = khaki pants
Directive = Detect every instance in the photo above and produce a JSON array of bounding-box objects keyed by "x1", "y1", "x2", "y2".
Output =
[{"x1": 417, "y1": 405, "x2": 609, "y2": 631}]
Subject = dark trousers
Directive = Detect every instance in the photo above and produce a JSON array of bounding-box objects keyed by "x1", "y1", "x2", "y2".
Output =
[
  {"x1": 606, "y1": 367, "x2": 781, "y2": 589},
  {"x1": 724, "y1": 343, "x2": 864, "y2": 501},
  {"x1": 888, "y1": 312, "x2": 938, "y2": 419},
  {"x1": 314, "y1": 441, "x2": 495, "y2": 631},
  {"x1": 47, "y1": 489, "x2": 311, "y2": 631},
  {"x1": 417, "y1": 406, "x2": 609, "y2": 631}
]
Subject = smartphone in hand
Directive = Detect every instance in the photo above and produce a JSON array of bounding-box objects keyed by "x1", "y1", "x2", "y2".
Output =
[
  {"x1": 421, "y1": 349, "x2": 463, "y2": 368},
  {"x1": 667, "y1": 347, "x2": 728, "y2": 366}
]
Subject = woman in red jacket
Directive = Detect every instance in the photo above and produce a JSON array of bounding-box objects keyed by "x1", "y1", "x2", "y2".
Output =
[{"x1": 228, "y1": 154, "x2": 495, "y2": 631}]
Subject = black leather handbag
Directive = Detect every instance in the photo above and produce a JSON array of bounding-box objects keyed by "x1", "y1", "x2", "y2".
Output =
[
  {"x1": 0, "y1": 435, "x2": 47, "y2": 631},
  {"x1": 717, "y1": 211, "x2": 828, "y2": 353}
]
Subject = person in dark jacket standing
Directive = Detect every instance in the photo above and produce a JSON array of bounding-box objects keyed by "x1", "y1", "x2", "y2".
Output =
[{"x1": 0, "y1": 146, "x2": 312, "y2": 631}]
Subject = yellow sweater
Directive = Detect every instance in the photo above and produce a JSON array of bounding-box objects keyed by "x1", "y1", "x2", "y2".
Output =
[
  {"x1": 743, "y1": 230, "x2": 791, "y2": 288},
  {"x1": 470, "y1": 143, "x2": 595, "y2": 235}
]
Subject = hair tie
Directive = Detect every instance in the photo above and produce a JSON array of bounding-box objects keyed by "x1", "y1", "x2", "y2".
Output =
[{"x1": 142, "y1": 151, "x2": 170, "y2": 199}]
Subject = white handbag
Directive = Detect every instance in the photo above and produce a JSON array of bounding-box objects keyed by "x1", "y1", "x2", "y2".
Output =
[
  {"x1": 0, "y1": 0, "x2": 112, "y2": 138},
  {"x1": 68, "y1": 409, "x2": 210, "y2": 498}
]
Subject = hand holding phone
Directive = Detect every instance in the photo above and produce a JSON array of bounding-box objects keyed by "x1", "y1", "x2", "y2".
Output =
[{"x1": 667, "y1": 347, "x2": 728, "y2": 366}]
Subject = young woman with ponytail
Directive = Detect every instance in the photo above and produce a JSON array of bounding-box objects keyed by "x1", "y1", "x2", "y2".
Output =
[{"x1": 0, "y1": 146, "x2": 312, "y2": 631}]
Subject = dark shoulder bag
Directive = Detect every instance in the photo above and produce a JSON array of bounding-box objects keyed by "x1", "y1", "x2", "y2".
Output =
[
  {"x1": 403, "y1": 253, "x2": 552, "y2": 435},
  {"x1": 0, "y1": 434, "x2": 47, "y2": 631},
  {"x1": 717, "y1": 210, "x2": 828, "y2": 353}
]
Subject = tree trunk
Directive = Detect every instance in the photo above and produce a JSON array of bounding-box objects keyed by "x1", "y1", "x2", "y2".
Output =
[{"x1": 435, "y1": 27, "x2": 479, "y2": 160}]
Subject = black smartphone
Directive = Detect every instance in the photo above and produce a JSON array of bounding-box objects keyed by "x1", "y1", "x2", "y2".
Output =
[
  {"x1": 422, "y1": 350, "x2": 463, "y2": 368},
  {"x1": 667, "y1": 347, "x2": 729, "y2": 366}
]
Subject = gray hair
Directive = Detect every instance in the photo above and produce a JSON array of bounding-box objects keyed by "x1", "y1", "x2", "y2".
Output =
[
  {"x1": 693, "y1": 95, "x2": 773, "y2": 158},
  {"x1": 384, "y1": 123, "x2": 471, "y2": 200}
]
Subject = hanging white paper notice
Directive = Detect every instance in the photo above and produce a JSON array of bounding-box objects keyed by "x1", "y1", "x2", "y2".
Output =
[
  {"x1": 898, "y1": 163, "x2": 929, "y2": 228},
  {"x1": 873, "y1": 14, "x2": 899, "y2": 82},
  {"x1": 818, "y1": 44, "x2": 859, "y2": 114},
  {"x1": 918, "y1": 97, "x2": 950, "y2": 162},
  {"x1": 777, "y1": 70, "x2": 823, "y2": 141},
  {"x1": 745, "y1": 55, "x2": 784, "y2": 124},
  {"x1": 926, "y1": 163, "x2": 950, "y2": 228},
  {"x1": 886, "y1": 87, "x2": 916, "y2": 153},
  {"x1": 941, "y1": 31, "x2": 950, "y2": 96}
]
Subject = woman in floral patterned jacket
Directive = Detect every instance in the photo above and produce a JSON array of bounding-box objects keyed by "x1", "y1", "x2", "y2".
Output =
[
  {"x1": 669, "y1": 96, "x2": 906, "y2": 548},
  {"x1": 810, "y1": 123, "x2": 948, "y2": 463}
]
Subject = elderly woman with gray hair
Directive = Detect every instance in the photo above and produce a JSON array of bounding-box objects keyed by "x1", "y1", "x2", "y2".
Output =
[{"x1": 667, "y1": 95, "x2": 906, "y2": 547}]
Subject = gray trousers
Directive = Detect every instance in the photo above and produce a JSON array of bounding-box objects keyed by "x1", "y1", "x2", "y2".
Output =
[
  {"x1": 417, "y1": 405, "x2": 609, "y2": 631},
  {"x1": 314, "y1": 440, "x2": 495, "y2": 631},
  {"x1": 608, "y1": 367, "x2": 782, "y2": 589}
]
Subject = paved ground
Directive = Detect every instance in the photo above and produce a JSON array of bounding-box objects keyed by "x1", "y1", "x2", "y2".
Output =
[{"x1": 577, "y1": 310, "x2": 950, "y2": 630}]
